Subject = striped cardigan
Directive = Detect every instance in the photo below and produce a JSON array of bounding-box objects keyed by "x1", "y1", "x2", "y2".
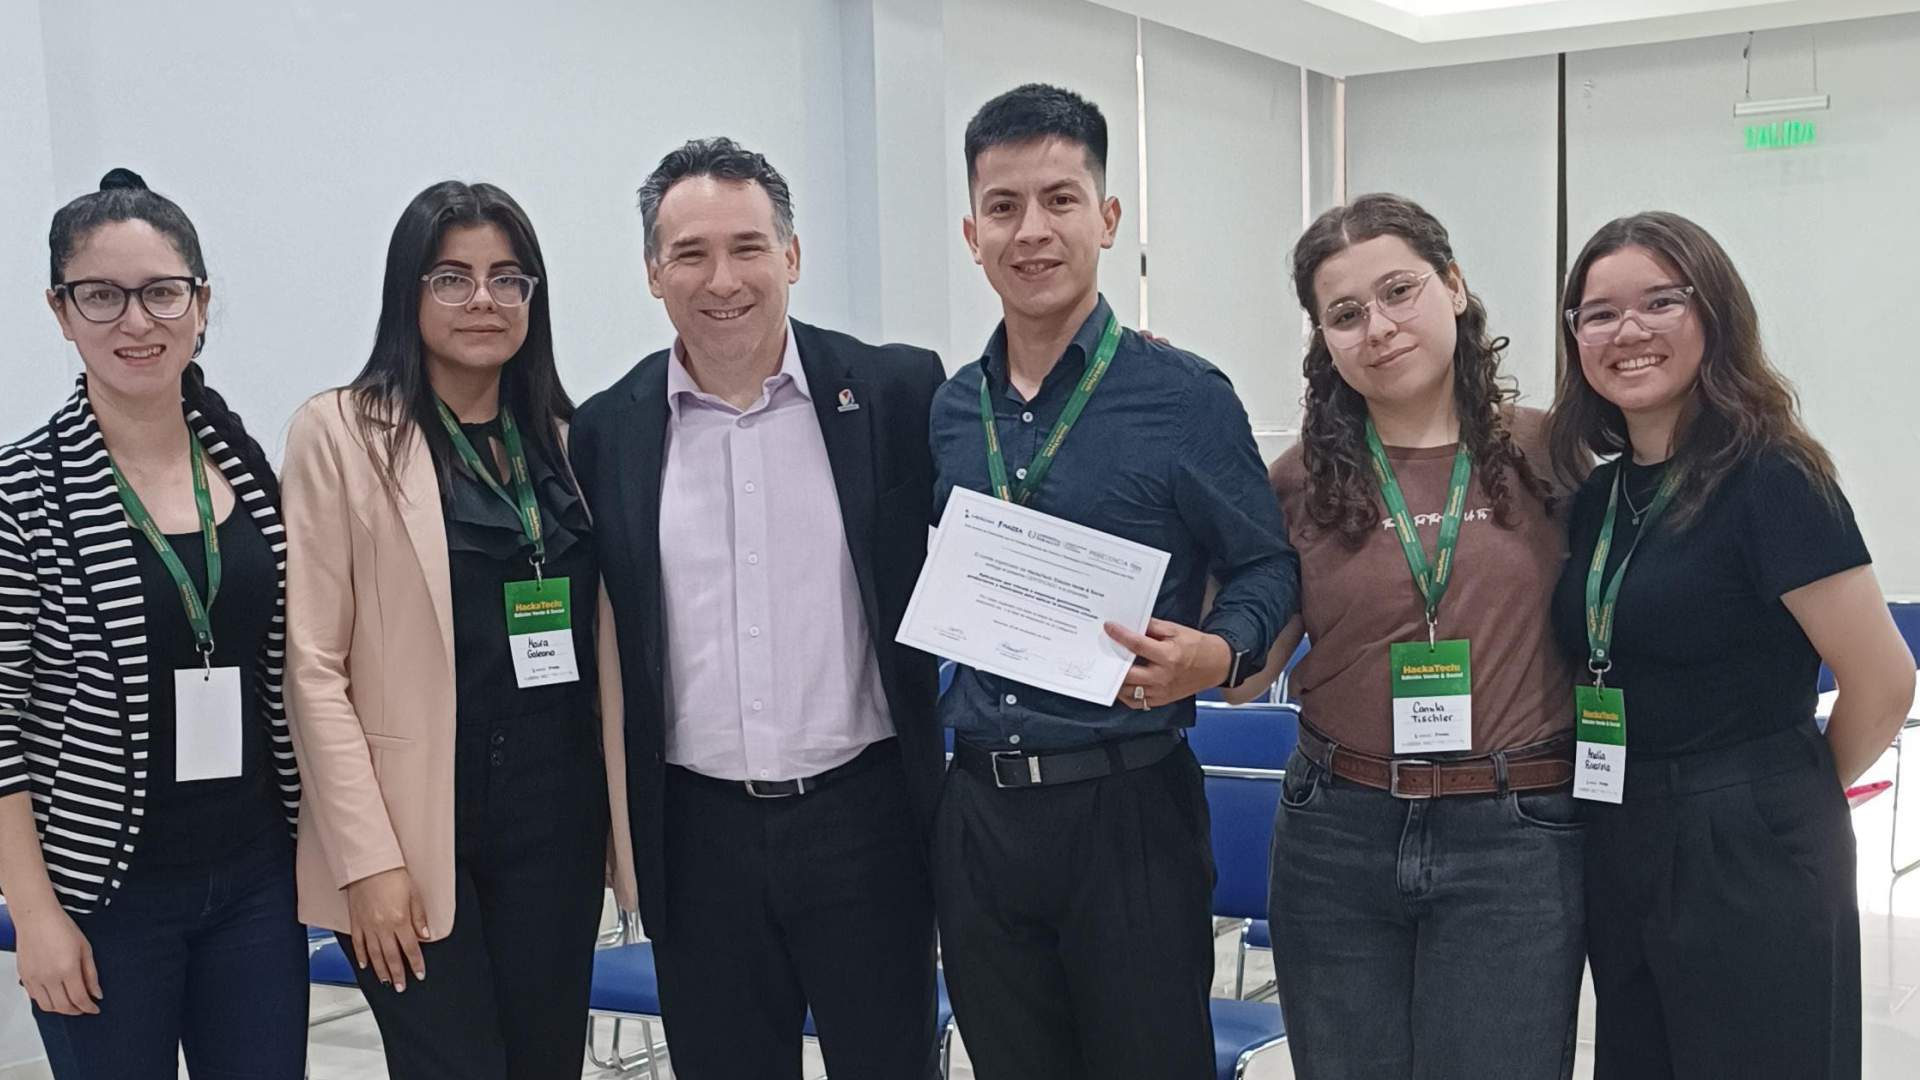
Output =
[{"x1": 0, "y1": 378, "x2": 298, "y2": 914}]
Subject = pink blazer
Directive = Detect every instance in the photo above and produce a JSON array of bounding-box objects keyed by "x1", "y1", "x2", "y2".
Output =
[{"x1": 280, "y1": 391, "x2": 636, "y2": 938}]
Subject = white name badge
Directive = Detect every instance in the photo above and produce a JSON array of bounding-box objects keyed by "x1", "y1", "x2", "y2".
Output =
[
  {"x1": 1573, "y1": 742, "x2": 1627, "y2": 804},
  {"x1": 504, "y1": 577, "x2": 580, "y2": 689},
  {"x1": 174, "y1": 666, "x2": 244, "y2": 782}
]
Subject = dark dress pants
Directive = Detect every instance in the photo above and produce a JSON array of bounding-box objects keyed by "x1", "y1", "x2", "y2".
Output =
[
  {"x1": 341, "y1": 704, "x2": 609, "y2": 1080},
  {"x1": 651, "y1": 739, "x2": 940, "y2": 1080},
  {"x1": 933, "y1": 740, "x2": 1218, "y2": 1080},
  {"x1": 1586, "y1": 720, "x2": 1861, "y2": 1080}
]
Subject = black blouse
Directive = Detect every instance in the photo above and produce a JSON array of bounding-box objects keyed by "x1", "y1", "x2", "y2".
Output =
[
  {"x1": 444, "y1": 417, "x2": 597, "y2": 724},
  {"x1": 135, "y1": 508, "x2": 282, "y2": 866}
]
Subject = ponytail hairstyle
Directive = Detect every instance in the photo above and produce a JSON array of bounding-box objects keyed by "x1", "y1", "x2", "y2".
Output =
[
  {"x1": 49, "y1": 168, "x2": 278, "y2": 504},
  {"x1": 1291, "y1": 193, "x2": 1550, "y2": 544}
]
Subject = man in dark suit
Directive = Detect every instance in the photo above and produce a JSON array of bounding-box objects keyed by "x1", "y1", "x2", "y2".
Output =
[{"x1": 569, "y1": 137, "x2": 946, "y2": 1080}]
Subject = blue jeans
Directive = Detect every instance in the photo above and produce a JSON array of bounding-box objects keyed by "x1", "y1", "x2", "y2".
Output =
[
  {"x1": 34, "y1": 826, "x2": 309, "y2": 1080},
  {"x1": 1267, "y1": 748, "x2": 1585, "y2": 1080}
]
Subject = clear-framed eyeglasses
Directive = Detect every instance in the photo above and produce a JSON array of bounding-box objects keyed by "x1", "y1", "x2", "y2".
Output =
[
  {"x1": 1565, "y1": 285, "x2": 1696, "y2": 346},
  {"x1": 1318, "y1": 270, "x2": 1438, "y2": 347},
  {"x1": 54, "y1": 276, "x2": 204, "y2": 324},
  {"x1": 420, "y1": 271, "x2": 540, "y2": 308}
]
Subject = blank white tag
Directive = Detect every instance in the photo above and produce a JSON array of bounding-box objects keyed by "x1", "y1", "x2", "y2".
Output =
[{"x1": 174, "y1": 666, "x2": 244, "y2": 781}]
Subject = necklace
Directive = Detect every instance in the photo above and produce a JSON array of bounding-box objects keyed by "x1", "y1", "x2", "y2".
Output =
[{"x1": 1621, "y1": 473, "x2": 1653, "y2": 526}]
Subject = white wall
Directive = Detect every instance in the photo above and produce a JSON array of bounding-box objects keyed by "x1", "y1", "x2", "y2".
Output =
[
  {"x1": 1566, "y1": 16, "x2": 1920, "y2": 596},
  {"x1": 1344, "y1": 55, "x2": 1562, "y2": 406},
  {"x1": 1141, "y1": 21, "x2": 1305, "y2": 455},
  {"x1": 22, "y1": 0, "x2": 856, "y2": 457},
  {"x1": 0, "y1": 0, "x2": 70, "y2": 442},
  {"x1": 941, "y1": 0, "x2": 1144, "y2": 369}
]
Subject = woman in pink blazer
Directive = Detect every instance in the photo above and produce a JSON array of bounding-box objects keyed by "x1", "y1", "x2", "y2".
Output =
[{"x1": 282, "y1": 180, "x2": 625, "y2": 1079}]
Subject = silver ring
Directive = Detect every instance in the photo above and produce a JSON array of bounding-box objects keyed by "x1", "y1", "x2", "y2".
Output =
[{"x1": 1132, "y1": 685, "x2": 1146, "y2": 702}]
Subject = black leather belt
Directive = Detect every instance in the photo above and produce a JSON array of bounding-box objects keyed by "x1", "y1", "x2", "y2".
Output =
[
  {"x1": 674, "y1": 739, "x2": 892, "y2": 799},
  {"x1": 953, "y1": 731, "x2": 1182, "y2": 789}
]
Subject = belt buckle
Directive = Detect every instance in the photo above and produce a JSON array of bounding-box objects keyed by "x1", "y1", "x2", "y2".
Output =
[
  {"x1": 1388, "y1": 759, "x2": 1433, "y2": 800},
  {"x1": 990, "y1": 751, "x2": 1041, "y2": 789},
  {"x1": 743, "y1": 777, "x2": 805, "y2": 799}
]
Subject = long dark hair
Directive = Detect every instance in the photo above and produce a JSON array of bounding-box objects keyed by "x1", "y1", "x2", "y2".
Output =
[
  {"x1": 347, "y1": 181, "x2": 571, "y2": 499},
  {"x1": 1547, "y1": 211, "x2": 1837, "y2": 530},
  {"x1": 49, "y1": 167, "x2": 277, "y2": 503},
  {"x1": 1292, "y1": 193, "x2": 1549, "y2": 544}
]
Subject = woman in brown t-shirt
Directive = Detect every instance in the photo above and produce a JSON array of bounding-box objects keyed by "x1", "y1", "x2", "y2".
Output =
[{"x1": 1227, "y1": 194, "x2": 1583, "y2": 1079}]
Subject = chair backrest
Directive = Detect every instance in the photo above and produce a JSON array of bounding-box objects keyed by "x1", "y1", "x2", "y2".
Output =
[
  {"x1": 1187, "y1": 702, "x2": 1300, "y2": 771},
  {"x1": 938, "y1": 660, "x2": 957, "y2": 697},
  {"x1": 1207, "y1": 771, "x2": 1283, "y2": 921}
]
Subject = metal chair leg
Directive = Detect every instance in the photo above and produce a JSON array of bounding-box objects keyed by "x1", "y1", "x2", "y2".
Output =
[
  {"x1": 586, "y1": 1015, "x2": 667, "y2": 1079},
  {"x1": 1893, "y1": 728, "x2": 1920, "y2": 877},
  {"x1": 1234, "y1": 918, "x2": 1250, "y2": 998}
]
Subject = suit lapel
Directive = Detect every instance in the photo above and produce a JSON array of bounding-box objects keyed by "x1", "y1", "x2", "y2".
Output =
[
  {"x1": 624, "y1": 357, "x2": 672, "y2": 684},
  {"x1": 392, "y1": 427, "x2": 456, "y2": 668},
  {"x1": 795, "y1": 323, "x2": 882, "y2": 638}
]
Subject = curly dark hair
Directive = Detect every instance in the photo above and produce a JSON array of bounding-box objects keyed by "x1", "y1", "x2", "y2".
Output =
[{"x1": 1292, "y1": 193, "x2": 1551, "y2": 544}]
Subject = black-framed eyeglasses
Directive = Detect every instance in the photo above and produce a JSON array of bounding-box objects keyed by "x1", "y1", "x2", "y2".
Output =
[
  {"x1": 1565, "y1": 285, "x2": 1696, "y2": 346},
  {"x1": 1317, "y1": 270, "x2": 1438, "y2": 346},
  {"x1": 53, "y1": 276, "x2": 205, "y2": 324},
  {"x1": 420, "y1": 271, "x2": 540, "y2": 308}
]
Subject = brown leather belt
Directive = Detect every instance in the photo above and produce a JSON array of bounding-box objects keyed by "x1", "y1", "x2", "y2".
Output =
[{"x1": 1296, "y1": 723, "x2": 1573, "y2": 799}]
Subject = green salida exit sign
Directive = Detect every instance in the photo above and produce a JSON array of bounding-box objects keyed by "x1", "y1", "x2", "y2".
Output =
[{"x1": 1745, "y1": 118, "x2": 1817, "y2": 150}]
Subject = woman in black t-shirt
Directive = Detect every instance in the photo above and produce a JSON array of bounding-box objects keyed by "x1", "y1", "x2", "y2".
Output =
[{"x1": 1547, "y1": 211, "x2": 1913, "y2": 1080}]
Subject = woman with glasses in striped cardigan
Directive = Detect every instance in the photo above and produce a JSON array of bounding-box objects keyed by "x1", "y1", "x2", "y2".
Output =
[{"x1": 0, "y1": 169, "x2": 306, "y2": 1079}]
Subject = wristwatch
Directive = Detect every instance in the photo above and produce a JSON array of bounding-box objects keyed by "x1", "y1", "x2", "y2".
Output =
[{"x1": 1213, "y1": 629, "x2": 1256, "y2": 689}]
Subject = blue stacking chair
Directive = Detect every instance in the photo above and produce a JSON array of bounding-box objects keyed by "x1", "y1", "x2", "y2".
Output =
[
  {"x1": 1206, "y1": 766, "x2": 1288, "y2": 1008},
  {"x1": 1212, "y1": 997, "x2": 1288, "y2": 1079},
  {"x1": 1187, "y1": 702, "x2": 1295, "y2": 999},
  {"x1": 1202, "y1": 767, "x2": 1289, "y2": 1071},
  {"x1": 308, "y1": 939, "x2": 356, "y2": 987},
  {"x1": 1187, "y1": 702, "x2": 1300, "y2": 772},
  {"x1": 586, "y1": 937, "x2": 668, "y2": 1079}
]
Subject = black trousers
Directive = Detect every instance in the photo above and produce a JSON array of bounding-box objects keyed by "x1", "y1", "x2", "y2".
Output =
[
  {"x1": 652, "y1": 739, "x2": 940, "y2": 1080},
  {"x1": 342, "y1": 704, "x2": 609, "y2": 1080},
  {"x1": 1586, "y1": 720, "x2": 1861, "y2": 1080},
  {"x1": 934, "y1": 739, "x2": 1217, "y2": 1080}
]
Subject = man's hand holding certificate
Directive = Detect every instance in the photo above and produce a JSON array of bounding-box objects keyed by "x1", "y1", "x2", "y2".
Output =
[{"x1": 897, "y1": 487, "x2": 1170, "y2": 705}]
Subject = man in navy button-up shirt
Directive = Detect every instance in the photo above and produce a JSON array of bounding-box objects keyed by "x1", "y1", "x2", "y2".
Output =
[
  {"x1": 933, "y1": 292, "x2": 1298, "y2": 747},
  {"x1": 927, "y1": 83, "x2": 1300, "y2": 1080}
]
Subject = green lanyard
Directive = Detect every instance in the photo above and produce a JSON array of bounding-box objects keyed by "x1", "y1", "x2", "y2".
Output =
[
  {"x1": 1363, "y1": 420, "x2": 1472, "y2": 643},
  {"x1": 979, "y1": 314, "x2": 1122, "y2": 506},
  {"x1": 112, "y1": 433, "x2": 221, "y2": 664},
  {"x1": 1583, "y1": 463, "x2": 1678, "y2": 686},
  {"x1": 434, "y1": 400, "x2": 546, "y2": 575}
]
